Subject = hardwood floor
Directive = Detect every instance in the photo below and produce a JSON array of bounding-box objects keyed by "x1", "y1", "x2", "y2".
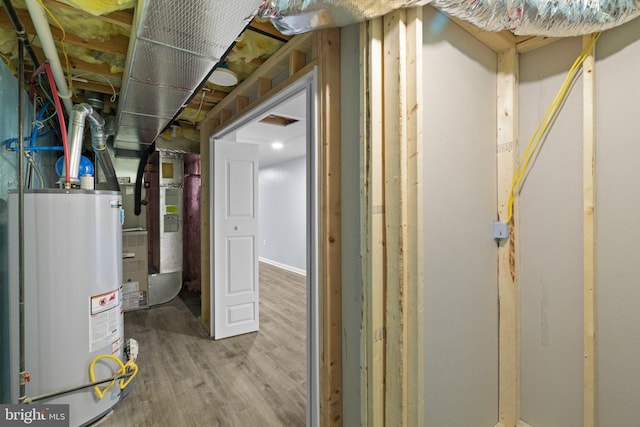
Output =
[{"x1": 97, "y1": 262, "x2": 307, "y2": 427}]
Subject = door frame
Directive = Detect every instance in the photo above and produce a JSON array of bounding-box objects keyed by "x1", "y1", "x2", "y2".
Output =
[{"x1": 210, "y1": 71, "x2": 320, "y2": 427}]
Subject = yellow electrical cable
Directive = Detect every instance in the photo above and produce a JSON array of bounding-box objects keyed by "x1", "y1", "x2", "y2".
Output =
[
  {"x1": 35, "y1": 0, "x2": 74, "y2": 93},
  {"x1": 506, "y1": 32, "x2": 601, "y2": 223},
  {"x1": 0, "y1": 52, "x2": 11, "y2": 66},
  {"x1": 89, "y1": 354, "x2": 139, "y2": 400}
]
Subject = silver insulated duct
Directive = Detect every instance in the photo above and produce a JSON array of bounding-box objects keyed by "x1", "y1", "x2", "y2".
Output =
[
  {"x1": 259, "y1": 0, "x2": 431, "y2": 34},
  {"x1": 431, "y1": 0, "x2": 640, "y2": 36},
  {"x1": 259, "y1": 0, "x2": 640, "y2": 36},
  {"x1": 114, "y1": 0, "x2": 262, "y2": 151}
]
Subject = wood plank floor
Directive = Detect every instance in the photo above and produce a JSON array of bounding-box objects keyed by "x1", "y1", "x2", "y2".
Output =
[{"x1": 97, "y1": 262, "x2": 307, "y2": 427}]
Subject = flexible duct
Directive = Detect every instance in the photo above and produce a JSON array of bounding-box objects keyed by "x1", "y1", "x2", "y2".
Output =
[
  {"x1": 259, "y1": 0, "x2": 640, "y2": 36},
  {"x1": 24, "y1": 0, "x2": 73, "y2": 115},
  {"x1": 259, "y1": 0, "x2": 430, "y2": 34},
  {"x1": 431, "y1": 0, "x2": 640, "y2": 36},
  {"x1": 67, "y1": 104, "x2": 120, "y2": 191}
]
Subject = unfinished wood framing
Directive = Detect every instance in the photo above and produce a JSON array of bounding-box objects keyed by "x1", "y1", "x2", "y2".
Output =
[
  {"x1": 42, "y1": 0, "x2": 133, "y2": 30},
  {"x1": 405, "y1": 7, "x2": 424, "y2": 427},
  {"x1": 0, "y1": 8, "x2": 129, "y2": 57},
  {"x1": 200, "y1": 29, "x2": 342, "y2": 426},
  {"x1": 206, "y1": 33, "x2": 313, "y2": 129},
  {"x1": 496, "y1": 47, "x2": 520, "y2": 427},
  {"x1": 235, "y1": 95, "x2": 249, "y2": 113},
  {"x1": 360, "y1": 8, "x2": 423, "y2": 427},
  {"x1": 583, "y1": 34, "x2": 597, "y2": 427},
  {"x1": 382, "y1": 9, "x2": 408, "y2": 425},
  {"x1": 360, "y1": 17, "x2": 385, "y2": 427},
  {"x1": 313, "y1": 28, "x2": 343, "y2": 426},
  {"x1": 199, "y1": 117, "x2": 213, "y2": 333},
  {"x1": 450, "y1": 17, "x2": 515, "y2": 52}
]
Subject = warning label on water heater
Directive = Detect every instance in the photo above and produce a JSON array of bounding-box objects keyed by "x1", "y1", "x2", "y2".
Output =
[{"x1": 89, "y1": 289, "x2": 121, "y2": 353}]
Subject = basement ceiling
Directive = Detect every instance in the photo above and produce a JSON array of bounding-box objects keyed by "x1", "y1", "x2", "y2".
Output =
[{"x1": 0, "y1": 0, "x2": 288, "y2": 149}]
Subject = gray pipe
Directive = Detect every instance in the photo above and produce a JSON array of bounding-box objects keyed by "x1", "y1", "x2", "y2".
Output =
[
  {"x1": 66, "y1": 104, "x2": 120, "y2": 191},
  {"x1": 1, "y1": 0, "x2": 39, "y2": 67},
  {"x1": 17, "y1": 30, "x2": 26, "y2": 405}
]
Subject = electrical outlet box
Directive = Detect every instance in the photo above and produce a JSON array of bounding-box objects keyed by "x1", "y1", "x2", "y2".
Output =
[{"x1": 492, "y1": 221, "x2": 509, "y2": 240}]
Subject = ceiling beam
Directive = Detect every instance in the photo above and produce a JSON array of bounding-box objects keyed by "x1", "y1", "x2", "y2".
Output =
[
  {"x1": 41, "y1": 0, "x2": 133, "y2": 31},
  {"x1": 67, "y1": 79, "x2": 120, "y2": 96},
  {"x1": 30, "y1": 46, "x2": 121, "y2": 79},
  {"x1": 516, "y1": 35, "x2": 561, "y2": 53},
  {"x1": 248, "y1": 20, "x2": 291, "y2": 42},
  {"x1": 0, "y1": 8, "x2": 129, "y2": 56},
  {"x1": 450, "y1": 17, "x2": 516, "y2": 52}
]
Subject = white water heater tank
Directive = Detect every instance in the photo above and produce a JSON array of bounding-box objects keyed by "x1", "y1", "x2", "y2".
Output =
[{"x1": 8, "y1": 189, "x2": 124, "y2": 426}]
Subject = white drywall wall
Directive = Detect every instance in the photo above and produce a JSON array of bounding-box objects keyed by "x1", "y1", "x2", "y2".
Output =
[
  {"x1": 594, "y1": 22, "x2": 640, "y2": 427},
  {"x1": 258, "y1": 155, "x2": 306, "y2": 273},
  {"x1": 519, "y1": 37, "x2": 584, "y2": 427},
  {"x1": 340, "y1": 22, "x2": 362, "y2": 427},
  {"x1": 422, "y1": 6, "x2": 498, "y2": 426}
]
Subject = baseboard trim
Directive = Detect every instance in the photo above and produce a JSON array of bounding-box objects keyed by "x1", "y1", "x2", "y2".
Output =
[
  {"x1": 495, "y1": 422, "x2": 533, "y2": 427},
  {"x1": 259, "y1": 257, "x2": 307, "y2": 276}
]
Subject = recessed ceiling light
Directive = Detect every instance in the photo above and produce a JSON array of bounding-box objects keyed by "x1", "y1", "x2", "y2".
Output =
[{"x1": 271, "y1": 142, "x2": 284, "y2": 150}]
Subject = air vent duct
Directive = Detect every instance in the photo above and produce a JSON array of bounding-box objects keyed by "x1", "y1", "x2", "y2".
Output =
[
  {"x1": 259, "y1": 0, "x2": 640, "y2": 37},
  {"x1": 115, "y1": 0, "x2": 262, "y2": 151}
]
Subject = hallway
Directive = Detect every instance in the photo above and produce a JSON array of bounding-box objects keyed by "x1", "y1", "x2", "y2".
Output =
[{"x1": 98, "y1": 263, "x2": 306, "y2": 426}]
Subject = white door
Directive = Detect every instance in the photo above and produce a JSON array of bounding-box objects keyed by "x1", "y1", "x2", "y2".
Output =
[{"x1": 211, "y1": 140, "x2": 259, "y2": 339}]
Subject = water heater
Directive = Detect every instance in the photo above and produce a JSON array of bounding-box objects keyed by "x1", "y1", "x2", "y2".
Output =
[{"x1": 8, "y1": 189, "x2": 124, "y2": 426}]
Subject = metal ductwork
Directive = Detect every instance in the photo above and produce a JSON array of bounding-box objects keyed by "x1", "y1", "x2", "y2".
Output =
[
  {"x1": 431, "y1": 0, "x2": 640, "y2": 36},
  {"x1": 114, "y1": 0, "x2": 263, "y2": 151},
  {"x1": 259, "y1": 0, "x2": 640, "y2": 36},
  {"x1": 67, "y1": 103, "x2": 121, "y2": 191},
  {"x1": 258, "y1": 0, "x2": 431, "y2": 34}
]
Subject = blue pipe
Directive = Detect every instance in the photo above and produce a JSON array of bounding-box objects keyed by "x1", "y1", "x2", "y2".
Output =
[{"x1": 4, "y1": 130, "x2": 58, "y2": 151}]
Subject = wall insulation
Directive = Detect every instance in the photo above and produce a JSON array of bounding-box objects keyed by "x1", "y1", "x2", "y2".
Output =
[
  {"x1": 422, "y1": 7, "x2": 498, "y2": 426},
  {"x1": 594, "y1": 22, "x2": 640, "y2": 427},
  {"x1": 519, "y1": 38, "x2": 584, "y2": 427}
]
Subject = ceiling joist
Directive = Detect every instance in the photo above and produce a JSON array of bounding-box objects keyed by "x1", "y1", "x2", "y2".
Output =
[
  {"x1": 41, "y1": 0, "x2": 133, "y2": 30},
  {"x1": 0, "y1": 7, "x2": 129, "y2": 57}
]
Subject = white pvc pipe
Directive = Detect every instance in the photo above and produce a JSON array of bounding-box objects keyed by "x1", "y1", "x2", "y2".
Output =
[{"x1": 24, "y1": 0, "x2": 73, "y2": 115}]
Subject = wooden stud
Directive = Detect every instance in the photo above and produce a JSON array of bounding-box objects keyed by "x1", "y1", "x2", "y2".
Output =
[
  {"x1": 583, "y1": 34, "x2": 597, "y2": 427},
  {"x1": 496, "y1": 47, "x2": 520, "y2": 427},
  {"x1": 360, "y1": 17, "x2": 386, "y2": 427},
  {"x1": 314, "y1": 28, "x2": 343, "y2": 427},
  {"x1": 405, "y1": 7, "x2": 424, "y2": 427},
  {"x1": 289, "y1": 49, "x2": 306, "y2": 74},
  {"x1": 257, "y1": 77, "x2": 272, "y2": 97},
  {"x1": 220, "y1": 109, "x2": 231, "y2": 124},
  {"x1": 200, "y1": 117, "x2": 213, "y2": 333},
  {"x1": 236, "y1": 95, "x2": 249, "y2": 113},
  {"x1": 383, "y1": 9, "x2": 408, "y2": 426}
]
